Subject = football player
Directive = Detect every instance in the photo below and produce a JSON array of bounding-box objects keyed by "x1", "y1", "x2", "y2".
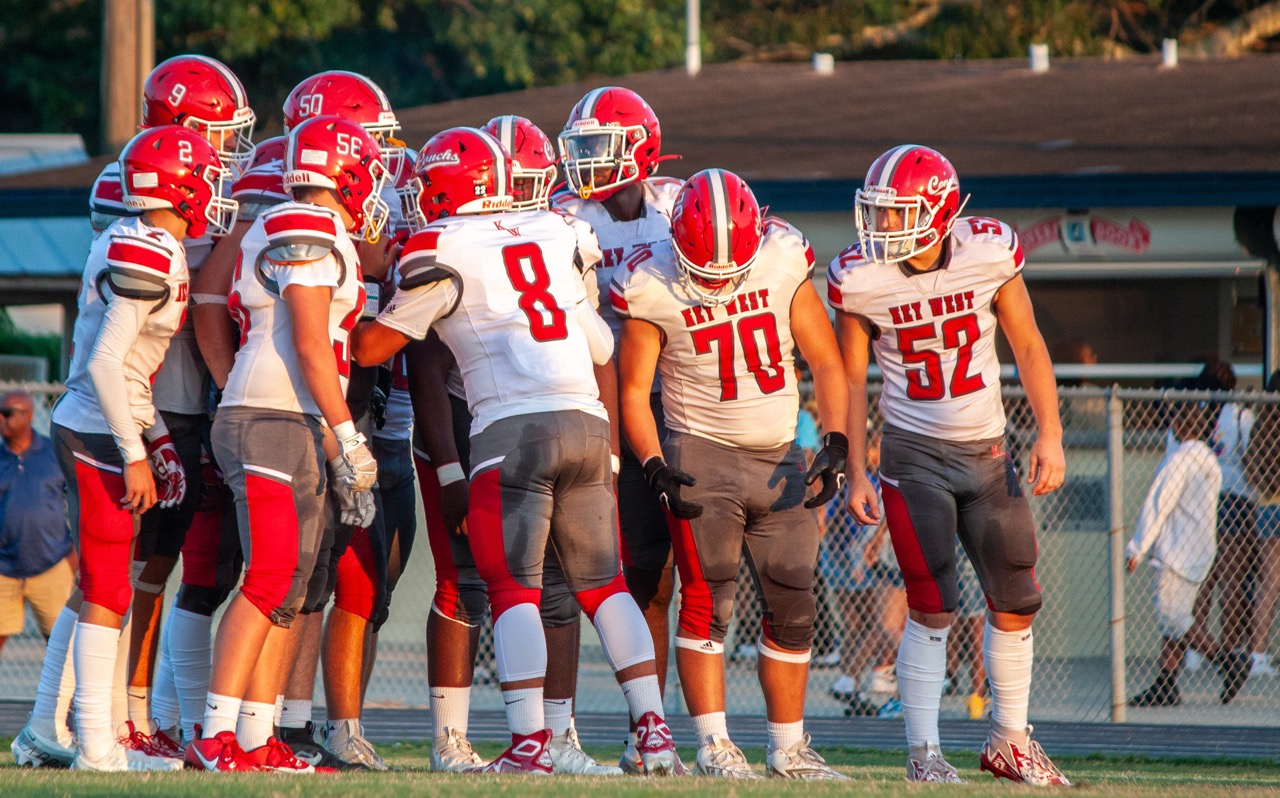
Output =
[
  {"x1": 80, "y1": 54, "x2": 255, "y2": 759},
  {"x1": 351, "y1": 127, "x2": 677, "y2": 775},
  {"x1": 828, "y1": 145, "x2": 1068, "y2": 785},
  {"x1": 13, "y1": 126, "x2": 233, "y2": 772},
  {"x1": 185, "y1": 116, "x2": 384, "y2": 773},
  {"x1": 614, "y1": 169, "x2": 848, "y2": 780},
  {"x1": 552, "y1": 87, "x2": 685, "y2": 773}
]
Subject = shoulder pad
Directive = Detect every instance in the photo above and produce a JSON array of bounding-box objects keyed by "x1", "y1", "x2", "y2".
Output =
[
  {"x1": 954, "y1": 216, "x2": 1023, "y2": 269},
  {"x1": 763, "y1": 216, "x2": 815, "y2": 275},
  {"x1": 261, "y1": 205, "x2": 341, "y2": 265},
  {"x1": 105, "y1": 234, "x2": 176, "y2": 300},
  {"x1": 397, "y1": 230, "x2": 455, "y2": 290}
]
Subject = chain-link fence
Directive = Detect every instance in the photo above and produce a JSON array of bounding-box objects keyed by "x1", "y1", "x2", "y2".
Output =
[{"x1": 3, "y1": 383, "x2": 1279, "y2": 729}]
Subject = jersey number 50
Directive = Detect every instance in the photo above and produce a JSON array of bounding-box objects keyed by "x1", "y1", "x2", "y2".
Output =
[{"x1": 897, "y1": 313, "x2": 986, "y2": 401}]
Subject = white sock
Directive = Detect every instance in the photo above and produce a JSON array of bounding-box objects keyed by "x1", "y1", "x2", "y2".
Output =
[
  {"x1": 544, "y1": 697, "x2": 573, "y2": 738},
  {"x1": 274, "y1": 695, "x2": 285, "y2": 728},
  {"x1": 430, "y1": 686, "x2": 471, "y2": 741},
  {"x1": 127, "y1": 686, "x2": 150, "y2": 729},
  {"x1": 325, "y1": 718, "x2": 360, "y2": 745},
  {"x1": 620, "y1": 675, "x2": 662, "y2": 723},
  {"x1": 984, "y1": 620, "x2": 1033, "y2": 736},
  {"x1": 236, "y1": 700, "x2": 276, "y2": 751},
  {"x1": 896, "y1": 618, "x2": 949, "y2": 749},
  {"x1": 591, "y1": 592, "x2": 657, "y2": 671},
  {"x1": 30, "y1": 606, "x2": 77, "y2": 746},
  {"x1": 767, "y1": 719, "x2": 804, "y2": 751},
  {"x1": 691, "y1": 711, "x2": 728, "y2": 746},
  {"x1": 73, "y1": 622, "x2": 122, "y2": 762},
  {"x1": 111, "y1": 610, "x2": 132, "y2": 733},
  {"x1": 502, "y1": 687, "x2": 544, "y2": 736},
  {"x1": 152, "y1": 626, "x2": 180, "y2": 732},
  {"x1": 494, "y1": 604, "x2": 547, "y2": 682},
  {"x1": 203, "y1": 692, "x2": 241, "y2": 738},
  {"x1": 280, "y1": 698, "x2": 312, "y2": 729},
  {"x1": 167, "y1": 608, "x2": 213, "y2": 742}
]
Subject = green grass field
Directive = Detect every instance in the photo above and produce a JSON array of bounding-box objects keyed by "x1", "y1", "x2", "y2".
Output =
[{"x1": 2, "y1": 738, "x2": 1278, "y2": 797}]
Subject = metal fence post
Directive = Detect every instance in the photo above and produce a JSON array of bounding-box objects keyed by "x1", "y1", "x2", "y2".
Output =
[{"x1": 1107, "y1": 387, "x2": 1127, "y2": 722}]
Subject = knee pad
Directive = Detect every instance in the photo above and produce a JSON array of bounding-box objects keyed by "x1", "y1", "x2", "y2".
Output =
[
  {"x1": 539, "y1": 575, "x2": 582, "y2": 627},
  {"x1": 130, "y1": 559, "x2": 166, "y2": 596},
  {"x1": 758, "y1": 575, "x2": 818, "y2": 651},
  {"x1": 760, "y1": 609, "x2": 816, "y2": 652},
  {"x1": 333, "y1": 527, "x2": 378, "y2": 622},
  {"x1": 572, "y1": 572, "x2": 627, "y2": 622},
  {"x1": 174, "y1": 584, "x2": 229, "y2": 617},
  {"x1": 677, "y1": 577, "x2": 734, "y2": 644},
  {"x1": 991, "y1": 572, "x2": 1043, "y2": 616},
  {"x1": 239, "y1": 473, "x2": 301, "y2": 625}
]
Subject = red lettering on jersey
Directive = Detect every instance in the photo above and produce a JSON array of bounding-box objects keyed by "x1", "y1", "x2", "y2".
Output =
[
  {"x1": 176, "y1": 283, "x2": 189, "y2": 303},
  {"x1": 492, "y1": 220, "x2": 522, "y2": 237},
  {"x1": 967, "y1": 217, "x2": 1003, "y2": 236},
  {"x1": 106, "y1": 241, "x2": 171, "y2": 274},
  {"x1": 681, "y1": 308, "x2": 698, "y2": 328},
  {"x1": 264, "y1": 210, "x2": 339, "y2": 239},
  {"x1": 601, "y1": 247, "x2": 624, "y2": 270},
  {"x1": 889, "y1": 301, "x2": 923, "y2": 324},
  {"x1": 623, "y1": 244, "x2": 654, "y2": 272},
  {"x1": 890, "y1": 305, "x2": 904, "y2": 325}
]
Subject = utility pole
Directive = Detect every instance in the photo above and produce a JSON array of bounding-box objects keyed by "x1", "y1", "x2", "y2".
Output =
[
  {"x1": 101, "y1": 0, "x2": 153, "y2": 153},
  {"x1": 686, "y1": 0, "x2": 701, "y2": 76}
]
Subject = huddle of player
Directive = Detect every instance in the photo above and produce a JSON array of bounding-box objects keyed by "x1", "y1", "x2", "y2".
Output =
[{"x1": 10, "y1": 54, "x2": 1070, "y2": 785}]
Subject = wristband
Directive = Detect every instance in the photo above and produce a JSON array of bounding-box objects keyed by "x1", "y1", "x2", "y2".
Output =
[
  {"x1": 436, "y1": 462, "x2": 465, "y2": 486},
  {"x1": 611, "y1": 454, "x2": 621, "y2": 475},
  {"x1": 333, "y1": 420, "x2": 358, "y2": 442}
]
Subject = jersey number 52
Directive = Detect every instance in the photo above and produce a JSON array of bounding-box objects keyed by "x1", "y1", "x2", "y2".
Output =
[{"x1": 897, "y1": 314, "x2": 986, "y2": 401}]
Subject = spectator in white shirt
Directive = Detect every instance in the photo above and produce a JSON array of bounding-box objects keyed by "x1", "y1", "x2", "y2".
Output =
[{"x1": 1125, "y1": 403, "x2": 1247, "y2": 706}]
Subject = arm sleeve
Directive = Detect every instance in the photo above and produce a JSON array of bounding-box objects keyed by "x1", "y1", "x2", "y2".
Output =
[
  {"x1": 86, "y1": 298, "x2": 154, "y2": 463},
  {"x1": 574, "y1": 300, "x2": 615, "y2": 365}
]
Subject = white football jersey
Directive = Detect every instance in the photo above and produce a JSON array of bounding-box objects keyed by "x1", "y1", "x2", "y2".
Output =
[
  {"x1": 827, "y1": 216, "x2": 1024, "y2": 442},
  {"x1": 552, "y1": 176, "x2": 681, "y2": 343},
  {"x1": 376, "y1": 209, "x2": 607, "y2": 436},
  {"x1": 612, "y1": 218, "x2": 814, "y2": 450},
  {"x1": 221, "y1": 202, "x2": 364, "y2": 417},
  {"x1": 53, "y1": 216, "x2": 190, "y2": 463},
  {"x1": 92, "y1": 162, "x2": 213, "y2": 415}
]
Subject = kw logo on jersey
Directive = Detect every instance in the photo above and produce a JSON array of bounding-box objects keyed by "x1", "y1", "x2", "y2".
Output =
[
  {"x1": 680, "y1": 288, "x2": 771, "y2": 328},
  {"x1": 888, "y1": 290, "x2": 975, "y2": 325}
]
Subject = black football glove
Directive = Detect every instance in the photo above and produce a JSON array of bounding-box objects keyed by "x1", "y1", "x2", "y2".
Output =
[
  {"x1": 804, "y1": 431, "x2": 849, "y2": 509},
  {"x1": 368, "y1": 385, "x2": 388, "y2": 430},
  {"x1": 643, "y1": 456, "x2": 703, "y2": 520}
]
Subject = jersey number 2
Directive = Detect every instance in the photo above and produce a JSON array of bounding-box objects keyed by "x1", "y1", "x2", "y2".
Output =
[
  {"x1": 502, "y1": 242, "x2": 567, "y2": 342},
  {"x1": 897, "y1": 313, "x2": 986, "y2": 400}
]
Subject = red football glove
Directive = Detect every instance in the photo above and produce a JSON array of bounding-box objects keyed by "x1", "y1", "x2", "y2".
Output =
[{"x1": 146, "y1": 434, "x2": 187, "y2": 510}]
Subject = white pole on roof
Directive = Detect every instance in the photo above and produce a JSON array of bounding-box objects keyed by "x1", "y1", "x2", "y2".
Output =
[{"x1": 686, "y1": 0, "x2": 701, "y2": 76}]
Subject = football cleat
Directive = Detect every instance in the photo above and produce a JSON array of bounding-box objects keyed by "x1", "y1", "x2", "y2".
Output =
[
  {"x1": 149, "y1": 726, "x2": 185, "y2": 759},
  {"x1": 11, "y1": 725, "x2": 75, "y2": 768},
  {"x1": 694, "y1": 734, "x2": 761, "y2": 779},
  {"x1": 633, "y1": 711, "x2": 678, "y2": 775},
  {"x1": 549, "y1": 726, "x2": 623, "y2": 775},
  {"x1": 431, "y1": 727, "x2": 486, "y2": 773},
  {"x1": 278, "y1": 722, "x2": 350, "y2": 770},
  {"x1": 184, "y1": 729, "x2": 261, "y2": 772},
  {"x1": 979, "y1": 726, "x2": 1070, "y2": 787},
  {"x1": 906, "y1": 743, "x2": 964, "y2": 783},
  {"x1": 73, "y1": 742, "x2": 184, "y2": 772},
  {"x1": 482, "y1": 729, "x2": 553, "y2": 775},
  {"x1": 323, "y1": 720, "x2": 389, "y2": 771},
  {"x1": 766, "y1": 734, "x2": 848, "y2": 780},
  {"x1": 243, "y1": 736, "x2": 330, "y2": 774}
]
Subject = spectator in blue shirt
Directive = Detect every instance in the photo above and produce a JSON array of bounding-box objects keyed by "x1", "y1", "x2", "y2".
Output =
[{"x1": 0, "y1": 390, "x2": 74, "y2": 659}]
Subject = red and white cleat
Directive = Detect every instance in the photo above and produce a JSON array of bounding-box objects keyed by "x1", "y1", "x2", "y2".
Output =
[
  {"x1": 481, "y1": 729, "x2": 553, "y2": 775},
  {"x1": 633, "y1": 711, "x2": 678, "y2": 776},
  {"x1": 148, "y1": 727, "x2": 185, "y2": 759},
  {"x1": 184, "y1": 730, "x2": 261, "y2": 772},
  {"x1": 244, "y1": 737, "x2": 336, "y2": 774},
  {"x1": 979, "y1": 726, "x2": 1071, "y2": 787}
]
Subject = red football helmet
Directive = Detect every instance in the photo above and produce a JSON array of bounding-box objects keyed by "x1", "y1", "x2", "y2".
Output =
[
  {"x1": 671, "y1": 169, "x2": 763, "y2": 307},
  {"x1": 282, "y1": 71, "x2": 406, "y2": 183},
  {"x1": 230, "y1": 136, "x2": 289, "y2": 210},
  {"x1": 404, "y1": 127, "x2": 512, "y2": 231},
  {"x1": 283, "y1": 116, "x2": 390, "y2": 243},
  {"x1": 119, "y1": 126, "x2": 237, "y2": 239},
  {"x1": 142, "y1": 55, "x2": 256, "y2": 171},
  {"x1": 481, "y1": 115, "x2": 557, "y2": 211},
  {"x1": 559, "y1": 87, "x2": 661, "y2": 201},
  {"x1": 855, "y1": 144, "x2": 970, "y2": 264}
]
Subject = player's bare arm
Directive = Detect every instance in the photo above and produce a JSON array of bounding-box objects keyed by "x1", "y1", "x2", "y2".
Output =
[
  {"x1": 352, "y1": 319, "x2": 411, "y2": 367},
  {"x1": 792, "y1": 281, "x2": 850, "y2": 507},
  {"x1": 192, "y1": 219, "x2": 250, "y2": 388},
  {"x1": 994, "y1": 274, "x2": 1065, "y2": 496},
  {"x1": 835, "y1": 310, "x2": 880, "y2": 524},
  {"x1": 405, "y1": 333, "x2": 468, "y2": 535},
  {"x1": 285, "y1": 283, "x2": 354, "y2": 431},
  {"x1": 617, "y1": 317, "x2": 663, "y2": 462}
]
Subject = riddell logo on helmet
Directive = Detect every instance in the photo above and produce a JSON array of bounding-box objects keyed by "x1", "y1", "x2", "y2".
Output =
[
  {"x1": 421, "y1": 150, "x2": 461, "y2": 167},
  {"x1": 480, "y1": 197, "x2": 513, "y2": 211},
  {"x1": 282, "y1": 172, "x2": 315, "y2": 186}
]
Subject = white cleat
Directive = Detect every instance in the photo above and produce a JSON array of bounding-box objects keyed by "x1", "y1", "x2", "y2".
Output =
[
  {"x1": 323, "y1": 720, "x2": 389, "y2": 771},
  {"x1": 431, "y1": 727, "x2": 486, "y2": 773},
  {"x1": 907, "y1": 743, "x2": 964, "y2": 783},
  {"x1": 979, "y1": 726, "x2": 1070, "y2": 787},
  {"x1": 550, "y1": 727, "x2": 624, "y2": 775},
  {"x1": 72, "y1": 742, "x2": 184, "y2": 772},
  {"x1": 11, "y1": 725, "x2": 75, "y2": 768},
  {"x1": 695, "y1": 734, "x2": 761, "y2": 779},
  {"x1": 766, "y1": 734, "x2": 848, "y2": 780}
]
